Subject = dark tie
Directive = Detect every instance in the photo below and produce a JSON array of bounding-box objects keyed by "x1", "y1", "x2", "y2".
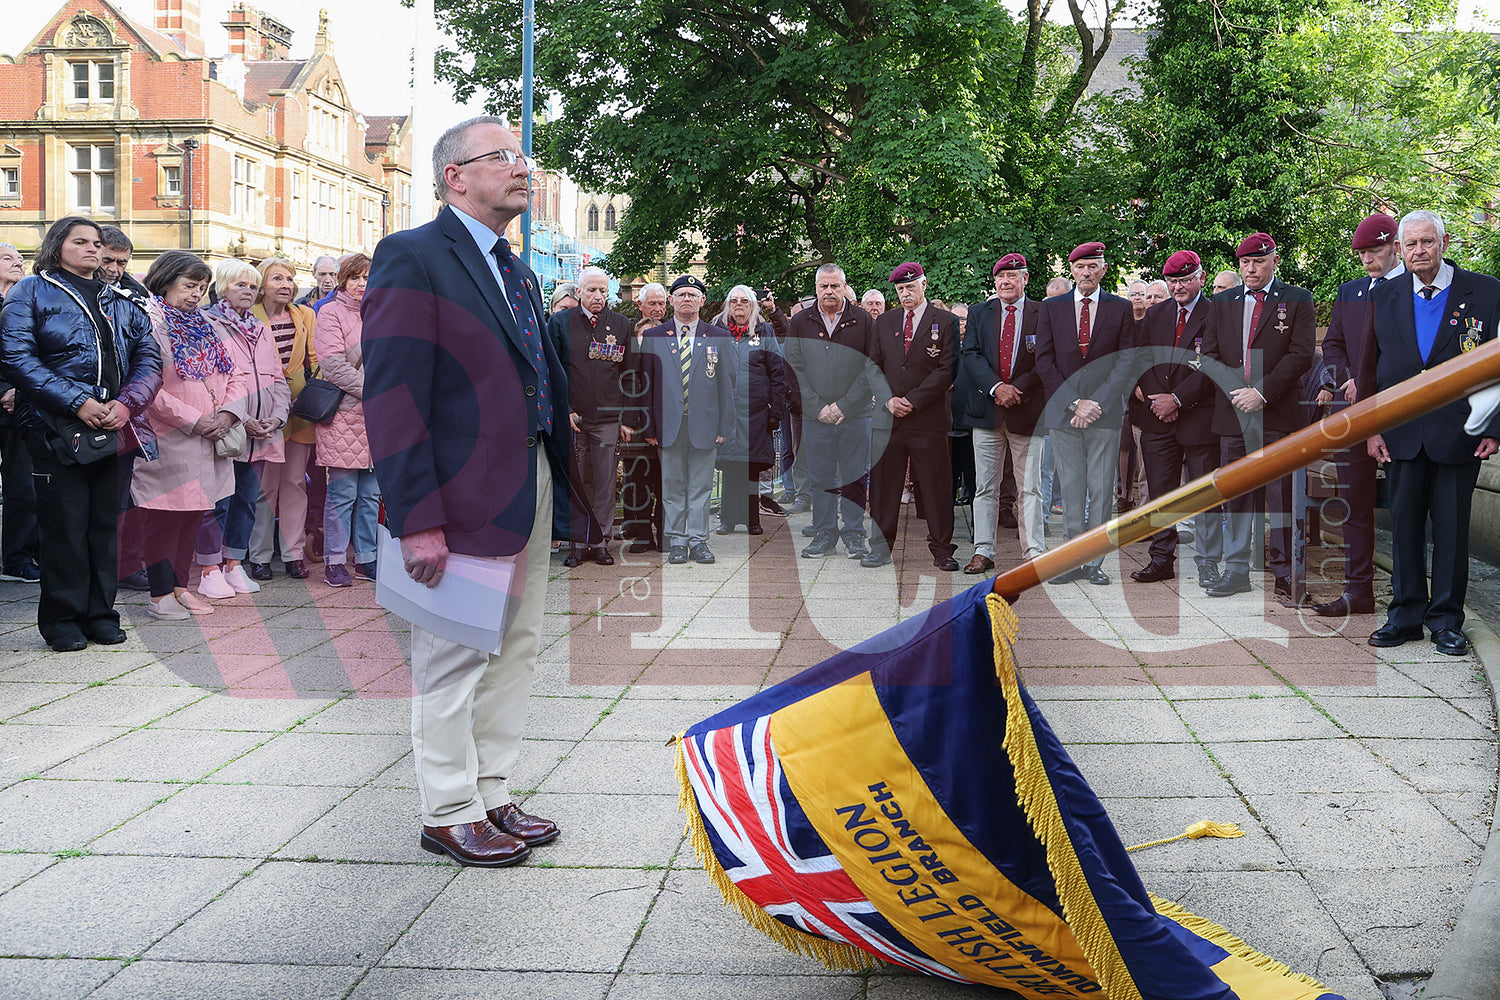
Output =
[
  {"x1": 902, "y1": 309, "x2": 914, "y2": 353},
  {"x1": 586, "y1": 313, "x2": 597, "y2": 330},
  {"x1": 998, "y1": 304, "x2": 1017, "y2": 382},
  {"x1": 1077, "y1": 297, "x2": 1091, "y2": 357},
  {"x1": 1421, "y1": 286, "x2": 1436, "y2": 300},
  {"x1": 1174, "y1": 305, "x2": 1188, "y2": 346},
  {"x1": 1246, "y1": 290, "x2": 1266, "y2": 378},
  {"x1": 491, "y1": 241, "x2": 552, "y2": 433},
  {"x1": 1374, "y1": 276, "x2": 1387, "y2": 286}
]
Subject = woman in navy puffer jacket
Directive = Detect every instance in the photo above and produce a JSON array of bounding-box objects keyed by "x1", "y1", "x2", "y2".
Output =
[{"x1": 0, "y1": 217, "x2": 162, "y2": 652}]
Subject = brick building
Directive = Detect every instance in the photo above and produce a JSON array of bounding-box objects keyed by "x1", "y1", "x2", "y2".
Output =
[{"x1": 0, "y1": 0, "x2": 412, "y2": 284}]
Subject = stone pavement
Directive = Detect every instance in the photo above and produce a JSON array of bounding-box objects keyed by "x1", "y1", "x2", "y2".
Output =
[{"x1": 0, "y1": 503, "x2": 1494, "y2": 1000}]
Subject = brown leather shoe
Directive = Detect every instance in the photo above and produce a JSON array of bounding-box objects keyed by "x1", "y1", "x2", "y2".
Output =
[
  {"x1": 420, "y1": 821, "x2": 530, "y2": 867},
  {"x1": 486, "y1": 802, "x2": 560, "y2": 846},
  {"x1": 963, "y1": 554, "x2": 995, "y2": 575}
]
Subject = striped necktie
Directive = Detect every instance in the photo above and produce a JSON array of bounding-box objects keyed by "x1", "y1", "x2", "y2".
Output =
[{"x1": 679, "y1": 324, "x2": 692, "y2": 406}]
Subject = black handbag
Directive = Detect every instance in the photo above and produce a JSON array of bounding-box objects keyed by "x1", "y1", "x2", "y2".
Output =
[
  {"x1": 289, "y1": 365, "x2": 345, "y2": 425},
  {"x1": 36, "y1": 409, "x2": 117, "y2": 465}
]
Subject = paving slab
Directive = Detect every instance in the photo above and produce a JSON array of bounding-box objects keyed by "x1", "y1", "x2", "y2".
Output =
[
  {"x1": 1361, "y1": 737, "x2": 1498, "y2": 793},
  {"x1": 0, "y1": 852, "x2": 53, "y2": 893},
  {"x1": 350, "y1": 969, "x2": 612, "y2": 1000},
  {"x1": 1037, "y1": 697, "x2": 1196, "y2": 744},
  {"x1": 7, "y1": 682, "x2": 206, "y2": 728},
  {"x1": 1101, "y1": 794, "x2": 1292, "y2": 874},
  {"x1": 608, "y1": 972, "x2": 869, "y2": 999},
  {"x1": 0, "y1": 723, "x2": 131, "y2": 780},
  {"x1": 207, "y1": 731, "x2": 410, "y2": 786},
  {"x1": 513, "y1": 792, "x2": 684, "y2": 868},
  {"x1": 0, "y1": 778, "x2": 174, "y2": 852},
  {"x1": 1171, "y1": 695, "x2": 1345, "y2": 742},
  {"x1": 275, "y1": 786, "x2": 429, "y2": 864},
  {"x1": 86, "y1": 961, "x2": 364, "y2": 1000},
  {"x1": 42, "y1": 727, "x2": 268, "y2": 782},
  {"x1": 1207, "y1": 737, "x2": 1410, "y2": 794},
  {"x1": 1244, "y1": 790, "x2": 1484, "y2": 868},
  {"x1": 0, "y1": 958, "x2": 122, "y2": 1000},
  {"x1": 1312, "y1": 695, "x2": 1495, "y2": 741},
  {"x1": 1303, "y1": 867, "x2": 1473, "y2": 978},
  {"x1": 539, "y1": 740, "x2": 681, "y2": 796},
  {"x1": 91, "y1": 781, "x2": 348, "y2": 857},
  {"x1": 146, "y1": 692, "x2": 341, "y2": 731},
  {"x1": 0, "y1": 855, "x2": 245, "y2": 957},
  {"x1": 1066, "y1": 742, "x2": 1230, "y2": 799}
]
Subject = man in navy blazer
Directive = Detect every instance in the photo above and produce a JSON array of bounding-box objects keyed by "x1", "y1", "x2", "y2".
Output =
[
  {"x1": 956, "y1": 253, "x2": 1046, "y2": 573},
  {"x1": 637, "y1": 274, "x2": 736, "y2": 565},
  {"x1": 1362, "y1": 210, "x2": 1500, "y2": 656},
  {"x1": 1034, "y1": 241, "x2": 1135, "y2": 585},
  {"x1": 1311, "y1": 213, "x2": 1404, "y2": 617},
  {"x1": 1200, "y1": 233, "x2": 1315, "y2": 602},
  {"x1": 1127, "y1": 250, "x2": 1222, "y2": 586},
  {"x1": 363, "y1": 117, "x2": 567, "y2": 868}
]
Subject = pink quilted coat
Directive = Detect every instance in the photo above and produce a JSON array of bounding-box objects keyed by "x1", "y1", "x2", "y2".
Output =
[{"x1": 312, "y1": 290, "x2": 370, "y2": 470}]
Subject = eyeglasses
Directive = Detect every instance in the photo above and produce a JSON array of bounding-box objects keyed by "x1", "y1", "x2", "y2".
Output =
[
  {"x1": 452, "y1": 148, "x2": 538, "y2": 172},
  {"x1": 1165, "y1": 276, "x2": 1201, "y2": 287}
]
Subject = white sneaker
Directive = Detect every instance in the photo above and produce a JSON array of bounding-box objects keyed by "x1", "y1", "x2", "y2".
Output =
[
  {"x1": 223, "y1": 564, "x2": 260, "y2": 594},
  {"x1": 148, "y1": 594, "x2": 192, "y2": 620},
  {"x1": 197, "y1": 567, "x2": 236, "y2": 600}
]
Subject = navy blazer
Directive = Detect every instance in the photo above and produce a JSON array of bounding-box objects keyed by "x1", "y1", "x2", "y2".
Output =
[
  {"x1": 1202, "y1": 276, "x2": 1315, "y2": 439},
  {"x1": 955, "y1": 296, "x2": 1043, "y2": 435},
  {"x1": 361, "y1": 206, "x2": 573, "y2": 557},
  {"x1": 1362, "y1": 261, "x2": 1500, "y2": 463},
  {"x1": 636, "y1": 318, "x2": 737, "y2": 450},
  {"x1": 1129, "y1": 294, "x2": 1218, "y2": 446},
  {"x1": 1034, "y1": 290, "x2": 1135, "y2": 429},
  {"x1": 1321, "y1": 274, "x2": 1384, "y2": 394}
]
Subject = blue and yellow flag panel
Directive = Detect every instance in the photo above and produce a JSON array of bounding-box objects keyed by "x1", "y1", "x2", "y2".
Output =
[{"x1": 677, "y1": 580, "x2": 1344, "y2": 1000}]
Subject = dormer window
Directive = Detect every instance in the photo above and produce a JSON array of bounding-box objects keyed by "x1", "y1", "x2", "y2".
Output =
[{"x1": 70, "y1": 60, "x2": 115, "y2": 103}]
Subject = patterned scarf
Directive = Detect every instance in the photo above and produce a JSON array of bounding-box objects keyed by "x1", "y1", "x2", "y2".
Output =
[
  {"x1": 209, "y1": 298, "x2": 263, "y2": 346},
  {"x1": 729, "y1": 322, "x2": 749, "y2": 340},
  {"x1": 157, "y1": 296, "x2": 234, "y2": 380}
]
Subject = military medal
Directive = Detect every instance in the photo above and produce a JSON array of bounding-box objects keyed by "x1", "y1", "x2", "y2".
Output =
[
  {"x1": 706, "y1": 345, "x2": 718, "y2": 378},
  {"x1": 1024, "y1": 334, "x2": 1036, "y2": 354},
  {"x1": 749, "y1": 333, "x2": 761, "y2": 347},
  {"x1": 925, "y1": 325, "x2": 941, "y2": 358},
  {"x1": 1462, "y1": 316, "x2": 1485, "y2": 352}
]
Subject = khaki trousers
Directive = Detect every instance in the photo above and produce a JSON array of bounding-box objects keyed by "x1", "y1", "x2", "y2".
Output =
[{"x1": 410, "y1": 450, "x2": 553, "y2": 827}]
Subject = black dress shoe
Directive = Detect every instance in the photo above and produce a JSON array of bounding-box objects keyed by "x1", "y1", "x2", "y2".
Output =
[
  {"x1": 998, "y1": 509, "x2": 1018, "y2": 530},
  {"x1": 486, "y1": 802, "x2": 560, "y2": 846},
  {"x1": 860, "y1": 548, "x2": 892, "y2": 568},
  {"x1": 248, "y1": 562, "x2": 274, "y2": 582},
  {"x1": 1048, "y1": 567, "x2": 1087, "y2": 585},
  {"x1": 935, "y1": 556, "x2": 961, "y2": 572},
  {"x1": 1197, "y1": 566, "x2": 1221, "y2": 590},
  {"x1": 1130, "y1": 562, "x2": 1175, "y2": 583},
  {"x1": 1311, "y1": 594, "x2": 1375, "y2": 617},
  {"x1": 284, "y1": 560, "x2": 309, "y2": 579},
  {"x1": 668, "y1": 546, "x2": 689, "y2": 564},
  {"x1": 1273, "y1": 576, "x2": 1299, "y2": 607},
  {"x1": 627, "y1": 539, "x2": 657, "y2": 554},
  {"x1": 118, "y1": 569, "x2": 150, "y2": 592},
  {"x1": 690, "y1": 543, "x2": 716, "y2": 564},
  {"x1": 563, "y1": 546, "x2": 586, "y2": 568},
  {"x1": 1207, "y1": 571, "x2": 1252, "y2": 597},
  {"x1": 48, "y1": 634, "x2": 88, "y2": 653},
  {"x1": 1368, "y1": 622, "x2": 1424, "y2": 647},
  {"x1": 420, "y1": 821, "x2": 530, "y2": 867},
  {"x1": 83, "y1": 624, "x2": 128, "y2": 645},
  {"x1": 747, "y1": 524, "x2": 764, "y2": 535},
  {"x1": 1085, "y1": 566, "x2": 1110, "y2": 586},
  {"x1": 802, "y1": 534, "x2": 837, "y2": 558},
  {"x1": 1432, "y1": 628, "x2": 1469, "y2": 656},
  {"x1": 592, "y1": 546, "x2": 614, "y2": 566},
  {"x1": 715, "y1": 523, "x2": 736, "y2": 535}
]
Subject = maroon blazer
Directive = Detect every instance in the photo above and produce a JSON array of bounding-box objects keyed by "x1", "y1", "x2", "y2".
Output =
[
  {"x1": 1201, "y1": 277, "x2": 1316, "y2": 439},
  {"x1": 870, "y1": 302, "x2": 956, "y2": 434},
  {"x1": 1129, "y1": 294, "x2": 1218, "y2": 446}
]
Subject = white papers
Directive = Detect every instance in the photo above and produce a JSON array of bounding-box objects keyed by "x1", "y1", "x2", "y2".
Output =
[{"x1": 374, "y1": 525, "x2": 516, "y2": 652}]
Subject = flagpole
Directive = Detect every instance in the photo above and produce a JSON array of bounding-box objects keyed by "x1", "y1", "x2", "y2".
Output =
[{"x1": 992, "y1": 339, "x2": 1500, "y2": 600}]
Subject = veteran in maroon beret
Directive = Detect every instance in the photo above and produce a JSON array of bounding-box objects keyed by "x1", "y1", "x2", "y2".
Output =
[
  {"x1": 865, "y1": 262, "x2": 960, "y2": 570},
  {"x1": 1308, "y1": 213, "x2": 1403, "y2": 616},
  {"x1": 1200, "y1": 233, "x2": 1315, "y2": 602},
  {"x1": 1034, "y1": 241, "x2": 1136, "y2": 585},
  {"x1": 954, "y1": 253, "x2": 1046, "y2": 574},
  {"x1": 1126, "y1": 250, "x2": 1224, "y2": 585}
]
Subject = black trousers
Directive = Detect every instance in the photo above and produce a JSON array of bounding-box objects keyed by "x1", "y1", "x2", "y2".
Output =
[
  {"x1": 870, "y1": 426, "x2": 954, "y2": 559},
  {"x1": 1385, "y1": 450, "x2": 1479, "y2": 633},
  {"x1": 716, "y1": 460, "x2": 768, "y2": 530},
  {"x1": 1331, "y1": 447, "x2": 1377, "y2": 599},
  {"x1": 619, "y1": 441, "x2": 663, "y2": 548},
  {"x1": 26, "y1": 432, "x2": 122, "y2": 642},
  {"x1": 140, "y1": 508, "x2": 207, "y2": 599},
  {"x1": 1138, "y1": 429, "x2": 1220, "y2": 566},
  {"x1": 0, "y1": 422, "x2": 38, "y2": 573}
]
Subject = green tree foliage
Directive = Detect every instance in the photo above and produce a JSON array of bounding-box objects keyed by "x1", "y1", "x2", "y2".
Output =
[{"x1": 433, "y1": 0, "x2": 1134, "y2": 301}]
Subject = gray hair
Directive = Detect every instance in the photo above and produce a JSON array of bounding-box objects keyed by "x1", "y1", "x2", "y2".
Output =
[
  {"x1": 578, "y1": 266, "x2": 609, "y2": 285},
  {"x1": 433, "y1": 115, "x2": 508, "y2": 203},
  {"x1": 0, "y1": 242, "x2": 18, "y2": 255},
  {"x1": 1145, "y1": 279, "x2": 1169, "y2": 297},
  {"x1": 1398, "y1": 209, "x2": 1446, "y2": 243},
  {"x1": 639, "y1": 282, "x2": 666, "y2": 301},
  {"x1": 312, "y1": 255, "x2": 338, "y2": 271},
  {"x1": 213, "y1": 257, "x2": 261, "y2": 298},
  {"x1": 815, "y1": 262, "x2": 846, "y2": 284},
  {"x1": 861, "y1": 289, "x2": 885, "y2": 304},
  {"x1": 713, "y1": 284, "x2": 764, "y2": 331}
]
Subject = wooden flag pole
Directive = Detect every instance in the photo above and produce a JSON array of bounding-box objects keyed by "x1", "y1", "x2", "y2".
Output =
[{"x1": 992, "y1": 339, "x2": 1500, "y2": 601}]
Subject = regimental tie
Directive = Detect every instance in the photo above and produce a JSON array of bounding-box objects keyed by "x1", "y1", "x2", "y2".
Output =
[
  {"x1": 998, "y1": 304, "x2": 1017, "y2": 382},
  {"x1": 491, "y1": 241, "x2": 551, "y2": 432},
  {"x1": 1174, "y1": 305, "x2": 1188, "y2": 346},
  {"x1": 1421, "y1": 286, "x2": 1436, "y2": 300},
  {"x1": 680, "y1": 324, "x2": 693, "y2": 406},
  {"x1": 1077, "y1": 297, "x2": 1091, "y2": 357},
  {"x1": 1246, "y1": 290, "x2": 1266, "y2": 379},
  {"x1": 903, "y1": 309, "x2": 915, "y2": 353}
]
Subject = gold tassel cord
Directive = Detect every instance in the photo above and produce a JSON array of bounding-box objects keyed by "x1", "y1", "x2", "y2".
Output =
[
  {"x1": 1126, "y1": 820, "x2": 1246, "y2": 853},
  {"x1": 1149, "y1": 894, "x2": 1333, "y2": 993},
  {"x1": 672, "y1": 732, "x2": 882, "y2": 973}
]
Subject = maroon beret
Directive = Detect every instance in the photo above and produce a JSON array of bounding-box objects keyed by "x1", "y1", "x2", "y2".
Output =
[
  {"x1": 1351, "y1": 213, "x2": 1398, "y2": 251},
  {"x1": 1069, "y1": 241, "x2": 1106, "y2": 263},
  {"x1": 1162, "y1": 250, "x2": 1202, "y2": 278},
  {"x1": 1234, "y1": 233, "x2": 1277, "y2": 258},
  {"x1": 889, "y1": 261, "x2": 925, "y2": 284},
  {"x1": 993, "y1": 253, "x2": 1028, "y2": 274}
]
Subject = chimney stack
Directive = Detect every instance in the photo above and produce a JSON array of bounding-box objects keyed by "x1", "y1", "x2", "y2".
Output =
[
  {"x1": 153, "y1": 0, "x2": 203, "y2": 56},
  {"x1": 222, "y1": 3, "x2": 295, "y2": 61}
]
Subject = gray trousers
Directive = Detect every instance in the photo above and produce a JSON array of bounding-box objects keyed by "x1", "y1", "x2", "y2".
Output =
[
  {"x1": 1222, "y1": 431, "x2": 1290, "y2": 578},
  {"x1": 1050, "y1": 423, "x2": 1117, "y2": 570},
  {"x1": 660, "y1": 424, "x2": 716, "y2": 548},
  {"x1": 972, "y1": 425, "x2": 1045, "y2": 560},
  {"x1": 573, "y1": 418, "x2": 621, "y2": 542}
]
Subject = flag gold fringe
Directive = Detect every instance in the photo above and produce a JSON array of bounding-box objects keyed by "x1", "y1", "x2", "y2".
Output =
[
  {"x1": 671, "y1": 732, "x2": 883, "y2": 973},
  {"x1": 1148, "y1": 893, "x2": 1332, "y2": 993},
  {"x1": 987, "y1": 593, "x2": 1143, "y2": 1000}
]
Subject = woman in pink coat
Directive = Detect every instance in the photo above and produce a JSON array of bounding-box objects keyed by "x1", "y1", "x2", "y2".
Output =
[
  {"x1": 132, "y1": 252, "x2": 249, "y2": 620},
  {"x1": 314, "y1": 254, "x2": 379, "y2": 588}
]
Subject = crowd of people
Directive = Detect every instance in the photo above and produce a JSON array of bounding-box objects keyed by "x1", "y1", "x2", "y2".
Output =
[{"x1": 0, "y1": 221, "x2": 384, "y2": 651}]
